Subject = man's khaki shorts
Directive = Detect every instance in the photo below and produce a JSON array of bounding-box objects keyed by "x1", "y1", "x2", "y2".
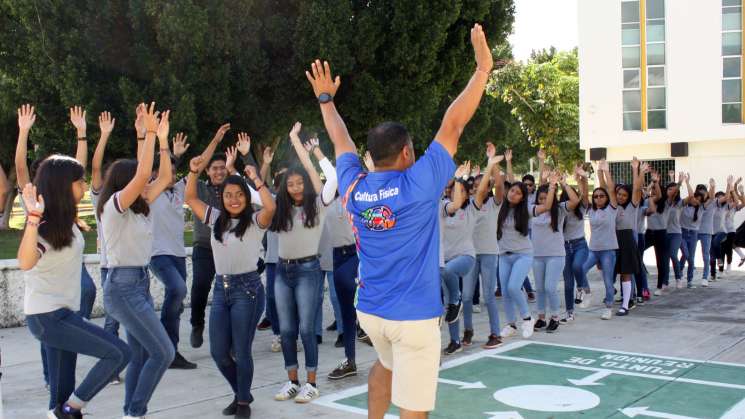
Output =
[{"x1": 357, "y1": 311, "x2": 441, "y2": 412}]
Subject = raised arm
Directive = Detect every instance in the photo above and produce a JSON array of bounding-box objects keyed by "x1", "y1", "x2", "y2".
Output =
[
  {"x1": 682, "y1": 173, "x2": 695, "y2": 204},
  {"x1": 92, "y1": 111, "x2": 115, "y2": 192},
  {"x1": 15, "y1": 104, "x2": 36, "y2": 188},
  {"x1": 706, "y1": 178, "x2": 717, "y2": 208},
  {"x1": 630, "y1": 157, "x2": 644, "y2": 206},
  {"x1": 200, "y1": 123, "x2": 231, "y2": 164},
  {"x1": 575, "y1": 164, "x2": 590, "y2": 209},
  {"x1": 561, "y1": 173, "x2": 581, "y2": 210},
  {"x1": 134, "y1": 103, "x2": 146, "y2": 161},
  {"x1": 70, "y1": 106, "x2": 88, "y2": 169},
  {"x1": 142, "y1": 110, "x2": 173, "y2": 203},
  {"x1": 504, "y1": 148, "x2": 515, "y2": 183},
  {"x1": 599, "y1": 160, "x2": 617, "y2": 207},
  {"x1": 117, "y1": 102, "x2": 159, "y2": 211},
  {"x1": 475, "y1": 143, "x2": 501, "y2": 206},
  {"x1": 537, "y1": 149, "x2": 547, "y2": 185},
  {"x1": 245, "y1": 165, "x2": 276, "y2": 228},
  {"x1": 446, "y1": 163, "x2": 470, "y2": 215},
  {"x1": 307, "y1": 138, "x2": 338, "y2": 205},
  {"x1": 534, "y1": 172, "x2": 559, "y2": 215},
  {"x1": 185, "y1": 156, "x2": 209, "y2": 222},
  {"x1": 17, "y1": 184, "x2": 45, "y2": 270},
  {"x1": 260, "y1": 146, "x2": 274, "y2": 187},
  {"x1": 597, "y1": 159, "x2": 608, "y2": 190},
  {"x1": 0, "y1": 163, "x2": 9, "y2": 214},
  {"x1": 172, "y1": 132, "x2": 190, "y2": 168},
  {"x1": 305, "y1": 60, "x2": 356, "y2": 157},
  {"x1": 289, "y1": 122, "x2": 323, "y2": 194},
  {"x1": 434, "y1": 24, "x2": 493, "y2": 156}
]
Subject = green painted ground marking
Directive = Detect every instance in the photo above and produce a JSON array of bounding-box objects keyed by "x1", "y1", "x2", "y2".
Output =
[{"x1": 315, "y1": 341, "x2": 745, "y2": 418}]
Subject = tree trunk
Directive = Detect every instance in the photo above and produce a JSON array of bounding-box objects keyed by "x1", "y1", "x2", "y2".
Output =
[{"x1": 0, "y1": 170, "x2": 17, "y2": 230}]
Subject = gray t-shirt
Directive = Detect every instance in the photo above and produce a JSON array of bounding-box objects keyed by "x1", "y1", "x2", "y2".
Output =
[
  {"x1": 530, "y1": 203, "x2": 567, "y2": 257},
  {"x1": 563, "y1": 203, "x2": 586, "y2": 241},
  {"x1": 680, "y1": 204, "x2": 703, "y2": 231},
  {"x1": 205, "y1": 207, "x2": 266, "y2": 275},
  {"x1": 587, "y1": 205, "x2": 618, "y2": 251},
  {"x1": 326, "y1": 198, "x2": 355, "y2": 248},
  {"x1": 318, "y1": 219, "x2": 333, "y2": 271},
  {"x1": 636, "y1": 200, "x2": 648, "y2": 234},
  {"x1": 265, "y1": 231, "x2": 279, "y2": 264},
  {"x1": 150, "y1": 179, "x2": 186, "y2": 258},
  {"x1": 713, "y1": 202, "x2": 727, "y2": 234},
  {"x1": 725, "y1": 204, "x2": 740, "y2": 233},
  {"x1": 442, "y1": 199, "x2": 478, "y2": 260},
  {"x1": 497, "y1": 202, "x2": 533, "y2": 254},
  {"x1": 23, "y1": 225, "x2": 84, "y2": 315},
  {"x1": 697, "y1": 200, "x2": 716, "y2": 235},
  {"x1": 616, "y1": 203, "x2": 638, "y2": 230},
  {"x1": 665, "y1": 200, "x2": 684, "y2": 234},
  {"x1": 646, "y1": 199, "x2": 668, "y2": 231},
  {"x1": 102, "y1": 192, "x2": 153, "y2": 267},
  {"x1": 473, "y1": 197, "x2": 499, "y2": 255},
  {"x1": 90, "y1": 187, "x2": 108, "y2": 268},
  {"x1": 277, "y1": 196, "x2": 328, "y2": 260}
]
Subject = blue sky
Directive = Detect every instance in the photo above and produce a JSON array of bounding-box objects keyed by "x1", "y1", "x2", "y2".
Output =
[{"x1": 509, "y1": 0, "x2": 579, "y2": 61}]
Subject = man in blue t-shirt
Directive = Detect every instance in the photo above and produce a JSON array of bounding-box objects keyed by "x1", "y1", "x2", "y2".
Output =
[{"x1": 305, "y1": 24, "x2": 493, "y2": 418}]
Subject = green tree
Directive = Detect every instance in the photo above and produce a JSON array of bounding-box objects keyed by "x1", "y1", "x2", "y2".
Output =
[{"x1": 488, "y1": 47, "x2": 582, "y2": 170}]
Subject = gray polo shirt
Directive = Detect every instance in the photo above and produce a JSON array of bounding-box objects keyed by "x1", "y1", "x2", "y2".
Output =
[
  {"x1": 265, "y1": 231, "x2": 279, "y2": 264},
  {"x1": 665, "y1": 200, "x2": 684, "y2": 234},
  {"x1": 725, "y1": 204, "x2": 740, "y2": 233},
  {"x1": 101, "y1": 192, "x2": 153, "y2": 267},
  {"x1": 318, "y1": 220, "x2": 333, "y2": 271},
  {"x1": 646, "y1": 200, "x2": 668, "y2": 231},
  {"x1": 616, "y1": 203, "x2": 638, "y2": 231},
  {"x1": 150, "y1": 178, "x2": 187, "y2": 258},
  {"x1": 277, "y1": 196, "x2": 328, "y2": 260},
  {"x1": 23, "y1": 225, "x2": 84, "y2": 315},
  {"x1": 564, "y1": 203, "x2": 586, "y2": 241},
  {"x1": 442, "y1": 199, "x2": 478, "y2": 260},
  {"x1": 680, "y1": 205, "x2": 703, "y2": 231},
  {"x1": 326, "y1": 198, "x2": 355, "y2": 248},
  {"x1": 497, "y1": 202, "x2": 533, "y2": 255},
  {"x1": 697, "y1": 200, "x2": 716, "y2": 235},
  {"x1": 194, "y1": 180, "x2": 224, "y2": 249},
  {"x1": 713, "y1": 202, "x2": 727, "y2": 234},
  {"x1": 636, "y1": 200, "x2": 648, "y2": 234},
  {"x1": 530, "y1": 203, "x2": 567, "y2": 257},
  {"x1": 205, "y1": 207, "x2": 265, "y2": 275},
  {"x1": 587, "y1": 205, "x2": 618, "y2": 251},
  {"x1": 90, "y1": 187, "x2": 108, "y2": 268},
  {"x1": 473, "y1": 197, "x2": 499, "y2": 255}
]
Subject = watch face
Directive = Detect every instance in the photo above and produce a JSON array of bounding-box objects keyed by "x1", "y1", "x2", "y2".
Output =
[{"x1": 318, "y1": 93, "x2": 332, "y2": 103}]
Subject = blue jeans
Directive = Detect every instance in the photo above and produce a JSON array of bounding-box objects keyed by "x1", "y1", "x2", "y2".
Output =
[
  {"x1": 697, "y1": 233, "x2": 712, "y2": 280},
  {"x1": 190, "y1": 245, "x2": 216, "y2": 328},
  {"x1": 104, "y1": 267, "x2": 175, "y2": 416},
  {"x1": 100, "y1": 267, "x2": 120, "y2": 336},
  {"x1": 468, "y1": 254, "x2": 500, "y2": 335},
  {"x1": 441, "y1": 255, "x2": 475, "y2": 306},
  {"x1": 582, "y1": 250, "x2": 617, "y2": 308},
  {"x1": 499, "y1": 253, "x2": 534, "y2": 323},
  {"x1": 446, "y1": 255, "x2": 479, "y2": 342},
  {"x1": 149, "y1": 255, "x2": 187, "y2": 350},
  {"x1": 634, "y1": 233, "x2": 649, "y2": 295},
  {"x1": 327, "y1": 271, "x2": 343, "y2": 334},
  {"x1": 681, "y1": 229, "x2": 699, "y2": 283},
  {"x1": 314, "y1": 271, "x2": 327, "y2": 337},
  {"x1": 333, "y1": 246, "x2": 359, "y2": 362},
  {"x1": 275, "y1": 258, "x2": 322, "y2": 372},
  {"x1": 209, "y1": 273, "x2": 264, "y2": 404},
  {"x1": 534, "y1": 256, "x2": 565, "y2": 317},
  {"x1": 42, "y1": 265, "x2": 97, "y2": 385},
  {"x1": 29, "y1": 308, "x2": 130, "y2": 410},
  {"x1": 712, "y1": 232, "x2": 727, "y2": 264},
  {"x1": 563, "y1": 238, "x2": 589, "y2": 313},
  {"x1": 265, "y1": 263, "x2": 280, "y2": 335},
  {"x1": 666, "y1": 233, "x2": 683, "y2": 281}
]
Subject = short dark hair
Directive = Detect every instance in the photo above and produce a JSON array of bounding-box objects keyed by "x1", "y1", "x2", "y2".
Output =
[
  {"x1": 522, "y1": 174, "x2": 535, "y2": 184},
  {"x1": 208, "y1": 153, "x2": 227, "y2": 169},
  {"x1": 367, "y1": 122, "x2": 411, "y2": 166}
]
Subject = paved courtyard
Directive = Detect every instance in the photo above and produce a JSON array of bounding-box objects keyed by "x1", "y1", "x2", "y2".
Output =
[{"x1": 3, "y1": 265, "x2": 745, "y2": 419}]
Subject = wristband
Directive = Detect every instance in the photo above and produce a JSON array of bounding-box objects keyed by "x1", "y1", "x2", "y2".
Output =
[
  {"x1": 255, "y1": 182, "x2": 264, "y2": 191},
  {"x1": 160, "y1": 148, "x2": 170, "y2": 152},
  {"x1": 77, "y1": 137, "x2": 86, "y2": 141},
  {"x1": 27, "y1": 211, "x2": 43, "y2": 219},
  {"x1": 189, "y1": 169, "x2": 199, "y2": 175},
  {"x1": 137, "y1": 137, "x2": 145, "y2": 141},
  {"x1": 26, "y1": 219, "x2": 41, "y2": 227}
]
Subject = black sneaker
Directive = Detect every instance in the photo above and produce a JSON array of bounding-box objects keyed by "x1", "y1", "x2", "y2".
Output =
[
  {"x1": 546, "y1": 319, "x2": 560, "y2": 333},
  {"x1": 629, "y1": 299, "x2": 636, "y2": 310},
  {"x1": 527, "y1": 292, "x2": 536, "y2": 303},
  {"x1": 482, "y1": 334, "x2": 503, "y2": 349},
  {"x1": 617, "y1": 307, "x2": 630, "y2": 316},
  {"x1": 191, "y1": 325, "x2": 204, "y2": 348},
  {"x1": 443, "y1": 340, "x2": 463, "y2": 355},
  {"x1": 170, "y1": 352, "x2": 197, "y2": 370},
  {"x1": 357, "y1": 328, "x2": 373, "y2": 346},
  {"x1": 316, "y1": 335, "x2": 323, "y2": 345},
  {"x1": 235, "y1": 403, "x2": 251, "y2": 418},
  {"x1": 328, "y1": 359, "x2": 357, "y2": 380},
  {"x1": 533, "y1": 319, "x2": 547, "y2": 330},
  {"x1": 334, "y1": 334, "x2": 344, "y2": 348},
  {"x1": 51, "y1": 404, "x2": 83, "y2": 419},
  {"x1": 444, "y1": 302, "x2": 462, "y2": 324},
  {"x1": 222, "y1": 397, "x2": 237, "y2": 415},
  {"x1": 636, "y1": 296, "x2": 645, "y2": 306},
  {"x1": 257, "y1": 318, "x2": 272, "y2": 331},
  {"x1": 326, "y1": 321, "x2": 337, "y2": 332},
  {"x1": 462, "y1": 329, "x2": 474, "y2": 346},
  {"x1": 495, "y1": 289, "x2": 502, "y2": 298}
]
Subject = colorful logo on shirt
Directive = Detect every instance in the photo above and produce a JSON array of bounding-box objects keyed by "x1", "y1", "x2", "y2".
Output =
[{"x1": 361, "y1": 205, "x2": 396, "y2": 231}]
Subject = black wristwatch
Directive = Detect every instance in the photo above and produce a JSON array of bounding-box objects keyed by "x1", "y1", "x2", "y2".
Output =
[{"x1": 318, "y1": 93, "x2": 333, "y2": 104}]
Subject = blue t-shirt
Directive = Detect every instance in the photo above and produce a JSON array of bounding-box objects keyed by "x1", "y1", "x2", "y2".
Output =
[{"x1": 337, "y1": 141, "x2": 455, "y2": 320}]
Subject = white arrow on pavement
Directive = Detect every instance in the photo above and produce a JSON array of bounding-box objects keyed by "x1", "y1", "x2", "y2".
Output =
[
  {"x1": 567, "y1": 370, "x2": 612, "y2": 386},
  {"x1": 620, "y1": 406, "x2": 703, "y2": 419},
  {"x1": 484, "y1": 411, "x2": 525, "y2": 419},
  {"x1": 437, "y1": 378, "x2": 487, "y2": 389}
]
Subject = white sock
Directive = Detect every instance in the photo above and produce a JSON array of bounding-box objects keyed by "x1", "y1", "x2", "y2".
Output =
[{"x1": 622, "y1": 281, "x2": 632, "y2": 310}]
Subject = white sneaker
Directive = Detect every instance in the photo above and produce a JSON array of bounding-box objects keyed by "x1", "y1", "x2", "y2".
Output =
[
  {"x1": 473, "y1": 305, "x2": 482, "y2": 313},
  {"x1": 521, "y1": 318, "x2": 536, "y2": 338},
  {"x1": 297, "y1": 340, "x2": 303, "y2": 352},
  {"x1": 579, "y1": 292, "x2": 591, "y2": 308},
  {"x1": 500, "y1": 325, "x2": 517, "y2": 338},
  {"x1": 123, "y1": 416, "x2": 145, "y2": 419},
  {"x1": 702, "y1": 279, "x2": 709, "y2": 287},
  {"x1": 601, "y1": 308, "x2": 612, "y2": 320},
  {"x1": 294, "y1": 383, "x2": 320, "y2": 403},
  {"x1": 560, "y1": 312, "x2": 575, "y2": 324},
  {"x1": 676, "y1": 280, "x2": 683, "y2": 289},
  {"x1": 47, "y1": 411, "x2": 56, "y2": 419},
  {"x1": 653, "y1": 289, "x2": 663, "y2": 296},
  {"x1": 271, "y1": 335, "x2": 281, "y2": 353},
  {"x1": 727, "y1": 264, "x2": 733, "y2": 272},
  {"x1": 274, "y1": 381, "x2": 300, "y2": 401}
]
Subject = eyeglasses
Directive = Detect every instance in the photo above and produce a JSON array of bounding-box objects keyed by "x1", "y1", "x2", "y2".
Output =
[
  {"x1": 524, "y1": 183, "x2": 535, "y2": 188},
  {"x1": 592, "y1": 194, "x2": 607, "y2": 199}
]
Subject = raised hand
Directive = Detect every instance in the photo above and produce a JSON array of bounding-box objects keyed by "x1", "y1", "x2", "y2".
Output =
[
  {"x1": 548, "y1": 171, "x2": 560, "y2": 185},
  {"x1": 640, "y1": 162, "x2": 650, "y2": 174},
  {"x1": 262, "y1": 146, "x2": 274, "y2": 165},
  {"x1": 485, "y1": 142, "x2": 497, "y2": 160},
  {"x1": 172, "y1": 132, "x2": 190, "y2": 157},
  {"x1": 305, "y1": 60, "x2": 341, "y2": 98},
  {"x1": 598, "y1": 159, "x2": 609, "y2": 172},
  {"x1": 736, "y1": 177, "x2": 743, "y2": 186},
  {"x1": 454, "y1": 163, "x2": 469, "y2": 179},
  {"x1": 364, "y1": 151, "x2": 375, "y2": 172},
  {"x1": 99, "y1": 111, "x2": 115, "y2": 136},
  {"x1": 189, "y1": 156, "x2": 206, "y2": 173},
  {"x1": 69, "y1": 106, "x2": 87, "y2": 138},
  {"x1": 678, "y1": 172, "x2": 686, "y2": 183},
  {"x1": 504, "y1": 148, "x2": 513, "y2": 162},
  {"x1": 213, "y1": 123, "x2": 231, "y2": 143},
  {"x1": 289, "y1": 121, "x2": 302, "y2": 139},
  {"x1": 651, "y1": 170, "x2": 660, "y2": 182},
  {"x1": 710, "y1": 178, "x2": 716, "y2": 188},
  {"x1": 225, "y1": 146, "x2": 238, "y2": 173},
  {"x1": 143, "y1": 102, "x2": 159, "y2": 134},
  {"x1": 574, "y1": 164, "x2": 589, "y2": 179},
  {"x1": 488, "y1": 154, "x2": 504, "y2": 166},
  {"x1": 236, "y1": 133, "x2": 251, "y2": 156},
  {"x1": 727, "y1": 175, "x2": 734, "y2": 186},
  {"x1": 134, "y1": 103, "x2": 146, "y2": 138},
  {"x1": 472, "y1": 165, "x2": 481, "y2": 178},
  {"x1": 244, "y1": 164, "x2": 258, "y2": 181},
  {"x1": 537, "y1": 149, "x2": 546, "y2": 161},
  {"x1": 471, "y1": 23, "x2": 493, "y2": 73},
  {"x1": 21, "y1": 183, "x2": 44, "y2": 216},
  {"x1": 630, "y1": 156, "x2": 640, "y2": 170},
  {"x1": 303, "y1": 137, "x2": 320, "y2": 153},
  {"x1": 157, "y1": 110, "x2": 170, "y2": 142},
  {"x1": 18, "y1": 104, "x2": 36, "y2": 131}
]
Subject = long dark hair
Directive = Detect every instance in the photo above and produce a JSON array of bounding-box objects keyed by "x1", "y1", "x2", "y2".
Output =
[
  {"x1": 690, "y1": 191, "x2": 706, "y2": 222},
  {"x1": 656, "y1": 182, "x2": 681, "y2": 214},
  {"x1": 270, "y1": 165, "x2": 319, "y2": 232},
  {"x1": 536, "y1": 185, "x2": 559, "y2": 232},
  {"x1": 497, "y1": 182, "x2": 530, "y2": 239},
  {"x1": 97, "y1": 159, "x2": 150, "y2": 218},
  {"x1": 213, "y1": 175, "x2": 254, "y2": 242},
  {"x1": 34, "y1": 156, "x2": 84, "y2": 250},
  {"x1": 616, "y1": 184, "x2": 633, "y2": 209},
  {"x1": 560, "y1": 184, "x2": 583, "y2": 220}
]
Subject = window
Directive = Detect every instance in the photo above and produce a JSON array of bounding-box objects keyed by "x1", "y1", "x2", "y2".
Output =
[
  {"x1": 622, "y1": 0, "x2": 667, "y2": 131},
  {"x1": 610, "y1": 159, "x2": 675, "y2": 186},
  {"x1": 723, "y1": 0, "x2": 743, "y2": 123}
]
